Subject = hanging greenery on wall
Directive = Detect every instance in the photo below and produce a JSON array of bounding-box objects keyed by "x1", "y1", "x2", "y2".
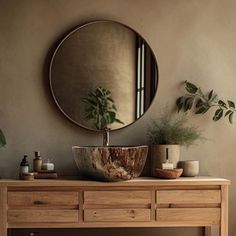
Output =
[{"x1": 176, "y1": 81, "x2": 235, "y2": 124}]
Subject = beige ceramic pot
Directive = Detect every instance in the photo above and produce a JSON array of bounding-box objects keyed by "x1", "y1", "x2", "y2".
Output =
[
  {"x1": 178, "y1": 160, "x2": 199, "y2": 177},
  {"x1": 150, "y1": 144, "x2": 180, "y2": 176}
]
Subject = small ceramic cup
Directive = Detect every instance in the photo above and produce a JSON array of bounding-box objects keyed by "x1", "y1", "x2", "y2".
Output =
[{"x1": 178, "y1": 160, "x2": 199, "y2": 177}]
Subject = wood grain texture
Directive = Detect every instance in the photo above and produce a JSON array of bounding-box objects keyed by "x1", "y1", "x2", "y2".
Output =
[
  {"x1": 84, "y1": 209, "x2": 151, "y2": 222},
  {"x1": 8, "y1": 209, "x2": 79, "y2": 223},
  {"x1": 0, "y1": 187, "x2": 7, "y2": 236},
  {"x1": 7, "y1": 221, "x2": 218, "y2": 228},
  {"x1": 157, "y1": 203, "x2": 220, "y2": 208},
  {"x1": 8, "y1": 191, "x2": 79, "y2": 206},
  {"x1": 0, "y1": 177, "x2": 230, "y2": 187},
  {"x1": 78, "y1": 190, "x2": 84, "y2": 222},
  {"x1": 150, "y1": 190, "x2": 156, "y2": 221},
  {"x1": 0, "y1": 177, "x2": 229, "y2": 235},
  {"x1": 221, "y1": 185, "x2": 228, "y2": 236},
  {"x1": 84, "y1": 190, "x2": 151, "y2": 205},
  {"x1": 156, "y1": 208, "x2": 220, "y2": 225},
  {"x1": 156, "y1": 190, "x2": 221, "y2": 204}
]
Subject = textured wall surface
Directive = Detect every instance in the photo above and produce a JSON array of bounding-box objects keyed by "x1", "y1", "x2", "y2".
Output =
[{"x1": 0, "y1": 0, "x2": 236, "y2": 236}]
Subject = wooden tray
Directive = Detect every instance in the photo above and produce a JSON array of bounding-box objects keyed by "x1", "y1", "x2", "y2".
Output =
[{"x1": 153, "y1": 168, "x2": 183, "y2": 179}]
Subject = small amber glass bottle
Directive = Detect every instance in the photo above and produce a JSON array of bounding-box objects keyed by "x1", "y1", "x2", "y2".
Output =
[{"x1": 33, "y1": 151, "x2": 42, "y2": 172}]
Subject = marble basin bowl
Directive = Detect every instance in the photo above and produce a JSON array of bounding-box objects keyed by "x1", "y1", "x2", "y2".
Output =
[{"x1": 72, "y1": 145, "x2": 148, "y2": 182}]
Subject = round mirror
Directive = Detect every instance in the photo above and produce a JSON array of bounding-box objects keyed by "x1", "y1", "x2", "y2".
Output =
[{"x1": 50, "y1": 21, "x2": 158, "y2": 131}]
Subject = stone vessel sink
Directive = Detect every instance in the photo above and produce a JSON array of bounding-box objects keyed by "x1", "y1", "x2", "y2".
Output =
[{"x1": 72, "y1": 145, "x2": 148, "y2": 182}]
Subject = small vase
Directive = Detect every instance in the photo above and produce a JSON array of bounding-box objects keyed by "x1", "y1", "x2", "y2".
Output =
[
  {"x1": 178, "y1": 160, "x2": 199, "y2": 177},
  {"x1": 150, "y1": 144, "x2": 180, "y2": 176}
]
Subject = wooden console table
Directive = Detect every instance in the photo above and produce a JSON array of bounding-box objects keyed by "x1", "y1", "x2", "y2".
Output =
[{"x1": 0, "y1": 177, "x2": 230, "y2": 236}]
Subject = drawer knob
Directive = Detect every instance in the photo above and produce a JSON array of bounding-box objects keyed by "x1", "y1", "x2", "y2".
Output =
[
  {"x1": 130, "y1": 210, "x2": 135, "y2": 218},
  {"x1": 33, "y1": 200, "x2": 45, "y2": 205},
  {"x1": 29, "y1": 233, "x2": 39, "y2": 236}
]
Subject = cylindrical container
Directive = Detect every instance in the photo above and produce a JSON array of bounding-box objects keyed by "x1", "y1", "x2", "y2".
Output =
[
  {"x1": 33, "y1": 151, "x2": 42, "y2": 172},
  {"x1": 150, "y1": 144, "x2": 180, "y2": 176},
  {"x1": 42, "y1": 160, "x2": 54, "y2": 171},
  {"x1": 21, "y1": 172, "x2": 35, "y2": 181},
  {"x1": 20, "y1": 155, "x2": 29, "y2": 174},
  {"x1": 178, "y1": 160, "x2": 199, "y2": 177}
]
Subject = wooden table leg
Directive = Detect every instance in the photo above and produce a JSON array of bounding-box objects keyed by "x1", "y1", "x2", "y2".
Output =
[
  {"x1": 0, "y1": 187, "x2": 7, "y2": 236},
  {"x1": 220, "y1": 185, "x2": 228, "y2": 236},
  {"x1": 204, "y1": 226, "x2": 211, "y2": 236}
]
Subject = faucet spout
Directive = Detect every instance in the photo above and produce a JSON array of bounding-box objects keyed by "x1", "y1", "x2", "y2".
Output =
[{"x1": 103, "y1": 128, "x2": 110, "y2": 146}]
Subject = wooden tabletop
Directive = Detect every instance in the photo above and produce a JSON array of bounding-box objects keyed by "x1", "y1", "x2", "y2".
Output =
[{"x1": 0, "y1": 176, "x2": 230, "y2": 187}]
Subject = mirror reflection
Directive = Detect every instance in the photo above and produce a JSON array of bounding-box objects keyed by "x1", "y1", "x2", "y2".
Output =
[{"x1": 50, "y1": 21, "x2": 158, "y2": 131}]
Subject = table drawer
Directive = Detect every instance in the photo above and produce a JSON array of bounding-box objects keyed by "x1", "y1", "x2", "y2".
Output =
[
  {"x1": 8, "y1": 191, "x2": 79, "y2": 207},
  {"x1": 156, "y1": 190, "x2": 221, "y2": 204},
  {"x1": 84, "y1": 209, "x2": 151, "y2": 222},
  {"x1": 8, "y1": 209, "x2": 79, "y2": 223},
  {"x1": 84, "y1": 191, "x2": 151, "y2": 205},
  {"x1": 156, "y1": 208, "x2": 220, "y2": 225}
]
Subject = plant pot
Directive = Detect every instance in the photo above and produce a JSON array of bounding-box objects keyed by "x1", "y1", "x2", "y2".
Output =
[{"x1": 150, "y1": 144, "x2": 180, "y2": 176}]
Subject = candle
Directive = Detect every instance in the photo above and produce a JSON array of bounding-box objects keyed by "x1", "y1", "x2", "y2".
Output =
[
  {"x1": 42, "y1": 160, "x2": 55, "y2": 171},
  {"x1": 162, "y1": 148, "x2": 174, "y2": 170}
]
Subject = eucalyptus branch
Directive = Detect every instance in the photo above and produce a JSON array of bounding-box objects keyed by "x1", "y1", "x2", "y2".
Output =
[{"x1": 176, "y1": 81, "x2": 235, "y2": 124}]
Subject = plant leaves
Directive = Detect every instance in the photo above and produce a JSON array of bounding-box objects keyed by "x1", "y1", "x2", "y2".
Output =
[
  {"x1": 208, "y1": 90, "x2": 213, "y2": 100},
  {"x1": 213, "y1": 108, "x2": 223, "y2": 121},
  {"x1": 178, "y1": 81, "x2": 236, "y2": 125},
  {"x1": 195, "y1": 106, "x2": 205, "y2": 114},
  {"x1": 225, "y1": 110, "x2": 232, "y2": 117},
  {"x1": 195, "y1": 104, "x2": 210, "y2": 114},
  {"x1": 115, "y1": 118, "x2": 125, "y2": 124},
  {"x1": 227, "y1": 100, "x2": 235, "y2": 109},
  {"x1": 176, "y1": 96, "x2": 184, "y2": 112},
  {"x1": 107, "y1": 97, "x2": 114, "y2": 102},
  {"x1": 185, "y1": 81, "x2": 198, "y2": 94},
  {"x1": 201, "y1": 105, "x2": 210, "y2": 114},
  {"x1": 100, "y1": 117, "x2": 107, "y2": 129},
  {"x1": 83, "y1": 87, "x2": 124, "y2": 129},
  {"x1": 108, "y1": 111, "x2": 116, "y2": 123},
  {"x1": 82, "y1": 98, "x2": 97, "y2": 107},
  {"x1": 97, "y1": 87, "x2": 105, "y2": 96},
  {"x1": 196, "y1": 98, "x2": 204, "y2": 108},
  {"x1": 112, "y1": 104, "x2": 117, "y2": 111},
  {"x1": 147, "y1": 113, "x2": 202, "y2": 146},
  {"x1": 85, "y1": 112, "x2": 94, "y2": 120},
  {"x1": 184, "y1": 97, "x2": 194, "y2": 112},
  {"x1": 229, "y1": 112, "x2": 234, "y2": 124},
  {"x1": 218, "y1": 100, "x2": 227, "y2": 108},
  {"x1": 211, "y1": 94, "x2": 219, "y2": 103}
]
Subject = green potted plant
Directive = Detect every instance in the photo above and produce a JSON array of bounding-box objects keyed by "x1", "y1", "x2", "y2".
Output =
[
  {"x1": 147, "y1": 113, "x2": 201, "y2": 176},
  {"x1": 82, "y1": 86, "x2": 124, "y2": 130}
]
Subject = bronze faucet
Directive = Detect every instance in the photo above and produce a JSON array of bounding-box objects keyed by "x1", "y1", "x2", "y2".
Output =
[{"x1": 103, "y1": 128, "x2": 110, "y2": 146}]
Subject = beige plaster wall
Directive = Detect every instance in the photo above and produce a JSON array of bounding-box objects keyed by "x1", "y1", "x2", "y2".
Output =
[{"x1": 0, "y1": 0, "x2": 235, "y2": 236}]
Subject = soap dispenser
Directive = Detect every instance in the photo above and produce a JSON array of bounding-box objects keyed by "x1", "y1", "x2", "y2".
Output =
[{"x1": 20, "y1": 155, "x2": 29, "y2": 174}]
